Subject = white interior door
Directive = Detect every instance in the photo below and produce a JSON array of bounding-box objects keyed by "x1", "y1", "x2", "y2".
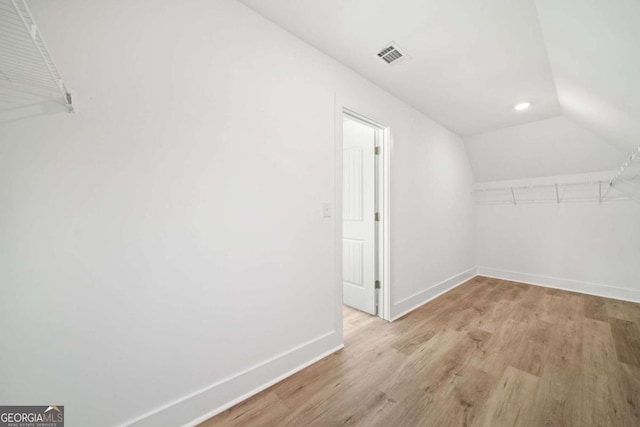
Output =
[{"x1": 342, "y1": 115, "x2": 377, "y2": 314}]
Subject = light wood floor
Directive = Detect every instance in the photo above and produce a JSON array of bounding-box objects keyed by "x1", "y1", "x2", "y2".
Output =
[{"x1": 201, "y1": 277, "x2": 640, "y2": 426}]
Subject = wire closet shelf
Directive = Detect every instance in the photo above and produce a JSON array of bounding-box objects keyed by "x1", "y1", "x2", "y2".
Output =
[
  {"x1": 0, "y1": 0, "x2": 73, "y2": 112},
  {"x1": 609, "y1": 144, "x2": 640, "y2": 203},
  {"x1": 474, "y1": 144, "x2": 640, "y2": 205}
]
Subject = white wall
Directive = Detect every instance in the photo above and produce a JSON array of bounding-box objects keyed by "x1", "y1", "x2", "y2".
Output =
[
  {"x1": 464, "y1": 116, "x2": 627, "y2": 182},
  {"x1": 0, "y1": 0, "x2": 475, "y2": 426},
  {"x1": 477, "y1": 173, "x2": 640, "y2": 302}
]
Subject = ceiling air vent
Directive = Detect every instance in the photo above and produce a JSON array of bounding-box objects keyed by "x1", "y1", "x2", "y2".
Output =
[{"x1": 376, "y1": 42, "x2": 408, "y2": 65}]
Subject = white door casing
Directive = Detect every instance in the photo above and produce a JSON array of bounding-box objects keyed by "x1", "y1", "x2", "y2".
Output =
[{"x1": 342, "y1": 116, "x2": 377, "y2": 314}]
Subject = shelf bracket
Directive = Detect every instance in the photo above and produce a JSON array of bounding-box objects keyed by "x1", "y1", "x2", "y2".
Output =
[
  {"x1": 8, "y1": 0, "x2": 74, "y2": 112},
  {"x1": 599, "y1": 181, "x2": 602, "y2": 204}
]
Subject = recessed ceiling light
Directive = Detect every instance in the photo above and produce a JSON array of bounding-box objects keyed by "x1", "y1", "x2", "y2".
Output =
[{"x1": 514, "y1": 102, "x2": 531, "y2": 111}]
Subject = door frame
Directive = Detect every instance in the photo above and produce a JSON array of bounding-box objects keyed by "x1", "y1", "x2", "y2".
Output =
[{"x1": 335, "y1": 102, "x2": 391, "y2": 322}]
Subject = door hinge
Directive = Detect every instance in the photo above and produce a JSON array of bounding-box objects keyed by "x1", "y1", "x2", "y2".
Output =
[
  {"x1": 375, "y1": 280, "x2": 381, "y2": 289},
  {"x1": 375, "y1": 212, "x2": 380, "y2": 222},
  {"x1": 375, "y1": 146, "x2": 380, "y2": 155}
]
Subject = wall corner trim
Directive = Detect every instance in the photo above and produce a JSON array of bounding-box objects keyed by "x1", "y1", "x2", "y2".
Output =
[
  {"x1": 477, "y1": 266, "x2": 640, "y2": 304},
  {"x1": 390, "y1": 267, "x2": 478, "y2": 321},
  {"x1": 123, "y1": 331, "x2": 343, "y2": 427}
]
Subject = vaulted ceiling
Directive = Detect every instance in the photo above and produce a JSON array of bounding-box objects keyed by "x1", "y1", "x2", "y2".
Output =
[
  {"x1": 535, "y1": 0, "x2": 640, "y2": 154},
  {"x1": 239, "y1": 0, "x2": 639, "y2": 181}
]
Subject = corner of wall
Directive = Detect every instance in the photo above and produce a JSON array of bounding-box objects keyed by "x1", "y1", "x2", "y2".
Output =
[{"x1": 390, "y1": 267, "x2": 478, "y2": 321}]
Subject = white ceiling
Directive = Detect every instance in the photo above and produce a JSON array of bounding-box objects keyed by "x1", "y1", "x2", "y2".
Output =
[
  {"x1": 238, "y1": 0, "x2": 562, "y2": 136},
  {"x1": 536, "y1": 0, "x2": 640, "y2": 153},
  {"x1": 239, "y1": 0, "x2": 640, "y2": 181}
]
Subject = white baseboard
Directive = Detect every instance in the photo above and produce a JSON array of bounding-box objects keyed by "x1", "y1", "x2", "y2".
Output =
[
  {"x1": 123, "y1": 331, "x2": 343, "y2": 427},
  {"x1": 121, "y1": 265, "x2": 638, "y2": 426},
  {"x1": 477, "y1": 266, "x2": 640, "y2": 303},
  {"x1": 390, "y1": 267, "x2": 478, "y2": 321}
]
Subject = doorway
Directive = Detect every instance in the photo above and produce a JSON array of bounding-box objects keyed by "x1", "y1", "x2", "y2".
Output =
[{"x1": 341, "y1": 109, "x2": 389, "y2": 320}]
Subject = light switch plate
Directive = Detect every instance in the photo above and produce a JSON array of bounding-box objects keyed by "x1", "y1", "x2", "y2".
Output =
[{"x1": 322, "y1": 202, "x2": 332, "y2": 218}]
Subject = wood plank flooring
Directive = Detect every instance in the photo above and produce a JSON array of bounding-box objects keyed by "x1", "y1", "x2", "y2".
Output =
[{"x1": 200, "y1": 277, "x2": 640, "y2": 426}]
